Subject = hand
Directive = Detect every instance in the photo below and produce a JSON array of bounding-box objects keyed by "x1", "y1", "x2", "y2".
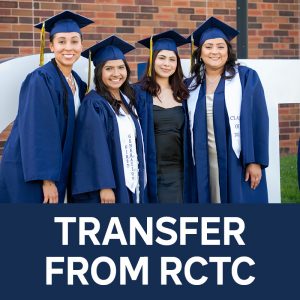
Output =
[
  {"x1": 100, "y1": 189, "x2": 115, "y2": 204},
  {"x1": 42, "y1": 180, "x2": 59, "y2": 204},
  {"x1": 245, "y1": 163, "x2": 262, "y2": 190}
]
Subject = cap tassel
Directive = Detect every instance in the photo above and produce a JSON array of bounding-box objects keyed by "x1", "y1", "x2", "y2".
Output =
[
  {"x1": 190, "y1": 34, "x2": 195, "y2": 73},
  {"x1": 147, "y1": 35, "x2": 153, "y2": 77},
  {"x1": 86, "y1": 50, "x2": 92, "y2": 94},
  {"x1": 39, "y1": 22, "x2": 45, "y2": 67}
]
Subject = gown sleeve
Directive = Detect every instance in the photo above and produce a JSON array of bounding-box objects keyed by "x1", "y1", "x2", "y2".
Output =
[
  {"x1": 19, "y1": 70, "x2": 62, "y2": 182},
  {"x1": 250, "y1": 70, "x2": 269, "y2": 168},
  {"x1": 241, "y1": 68, "x2": 269, "y2": 169},
  {"x1": 72, "y1": 95, "x2": 116, "y2": 195}
]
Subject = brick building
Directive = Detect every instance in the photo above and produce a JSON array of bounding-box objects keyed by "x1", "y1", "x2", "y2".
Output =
[
  {"x1": 0, "y1": 0, "x2": 299, "y2": 156},
  {"x1": 279, "y1": 103, "x2": 299, "y2": 155}
]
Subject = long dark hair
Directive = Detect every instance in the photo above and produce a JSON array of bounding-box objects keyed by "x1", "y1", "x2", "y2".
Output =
[
  {"x1": 94, "y1": 59, "x2": 136, "y2": 115},
  {"x1": 190, "y1": 40, "x2": 238, "y2": 90},
  {"x1": 139, "y1": 50, "x2": 189, "y2": 102}
]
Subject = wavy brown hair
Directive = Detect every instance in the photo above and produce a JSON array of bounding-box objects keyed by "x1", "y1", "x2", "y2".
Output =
[
  {"x1": 190, "y1": 40, "x2": 239, "y2": 90},
  {"x1": 94, "y1": 59, "x2": 136, "y2": 115},
  {"x1": 139, "y1": 50, "x2": 189, "y2": 102}
]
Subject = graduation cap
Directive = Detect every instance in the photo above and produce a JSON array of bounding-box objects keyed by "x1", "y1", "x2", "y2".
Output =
[
  {"x1": 35, "y1": 10, "x2": 94, "y2": 66},
  {"x1": 187, "y1": 16, "x2": 239, "y2": 47},
  {"x1": 35, "y1": 10, "x2": 93, "y2": 36},
  {"x1": 81, "y1": 35, "x2": 135, "y2": 93},
  {"x1": 137, "y1": 30, "x2": 187, "y2": 77},
  {"x1": 82, "y1": 35, "x2": 135, "y2": 66},
  {"x1": 138, "y1": 30, "x2": 187, "y2": 52}
]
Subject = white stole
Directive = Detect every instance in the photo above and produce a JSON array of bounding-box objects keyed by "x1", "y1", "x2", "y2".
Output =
[
  {"x1": 116, "y1": 109, "x2": 139, "y2": 194},
  {"x1": 187, "y1": 69, "x2": 242, "y2": 163},
  {"x1": 224, "y1": 69, "x2": 242, "y2": 158},
  {"x1": 121, "y1": 93, "x2": 147, "y2": 190},
  {"x1": 109, "y1": 93, "x2": 147, "y2": 203}
]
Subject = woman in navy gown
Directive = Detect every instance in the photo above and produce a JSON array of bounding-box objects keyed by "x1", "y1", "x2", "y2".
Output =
[
  {"x1": 71, "y1": 36, "x2": 146, "y2": 204},
  {"x1": 186, "y1": 17, "x2": 269, "y2": 203},
  {"x1": 0, "y1": 11, "x2": 92, "y2": 203}
]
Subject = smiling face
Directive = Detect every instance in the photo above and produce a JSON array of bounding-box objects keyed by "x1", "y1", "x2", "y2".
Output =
[
  {"x1": 101, "y1": 59, "x2": 127, "y2": 93},
  {"x1": 50, "y1": 32, "x2": 82, "y2": 70},
  {"x1": 200, "y1": 38, "x2": 228, "y2": 72},
  {"x1": 154, "y1": 49, "x2": 177, "y2": 79}
]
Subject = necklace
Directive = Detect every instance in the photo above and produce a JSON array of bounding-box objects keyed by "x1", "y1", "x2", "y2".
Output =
[
  {"x1": 65, "y1": 73, "x2": 76, "y2": 94},
  {"x1": 65, "y1": 73, "x2": 75, "y2": 87}
]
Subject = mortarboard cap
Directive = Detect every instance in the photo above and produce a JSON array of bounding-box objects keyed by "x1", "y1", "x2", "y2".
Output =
[
  {"x1": 35, "y1": 10, "x2": 94, "y2": 37},
  {"x1": 137, "y1": 30, "x2": 187, "y2": 77},
  {"x1": 187, "y1": 16, "x2": 239, "y2": 47},
  {"x1": 35, "y1": 11, "x2": 93, "y2": 67},
  {"x1": 81, "y1": 35, "x2": 135, "y2": 66},
  {"x1": 82, "y1": 36, "x2": 135, "y2": 93},
  {"x1": 138, "y1": 30, "x2": 187, "y2": 53}
]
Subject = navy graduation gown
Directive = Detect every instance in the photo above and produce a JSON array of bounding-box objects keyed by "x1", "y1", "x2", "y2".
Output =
[
  {"x1": 0, "y1": 61, "x2": 87, "y2": 203},
  {"x1": 187, "y1": 66, "x2": 269, "y2": 203},
  {"x1": 71, "y1": 90, "x2": 146, "y2": 204},
  {"x1": 133, "y1": 84, "x2": 196, "y2": 203}
]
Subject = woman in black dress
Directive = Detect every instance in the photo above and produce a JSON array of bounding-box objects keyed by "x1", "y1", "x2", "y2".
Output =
[{"x1": 134, "y1": 30, "x2": 192, "y2": 203}]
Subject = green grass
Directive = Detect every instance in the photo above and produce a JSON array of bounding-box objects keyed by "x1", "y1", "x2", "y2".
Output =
[{"x1": 280, "y1": 155, "x2": 300, "y2": 203}]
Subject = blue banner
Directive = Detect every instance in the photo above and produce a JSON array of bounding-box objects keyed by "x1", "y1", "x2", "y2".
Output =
[{"x1": 0, "y1": 204, "x2": 299, "y2": 299}]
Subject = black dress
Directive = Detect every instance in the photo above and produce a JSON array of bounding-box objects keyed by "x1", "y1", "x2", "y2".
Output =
[{"x1": 153, "y1": 105, "x2": 184, "y2": 203}]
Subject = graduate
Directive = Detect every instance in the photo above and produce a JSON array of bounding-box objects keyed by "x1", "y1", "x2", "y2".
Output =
[
  {"x1": 71, "y1": 36, "x2": 147, "y2": 204},
  {"x1": 0, "y1": 11, "x2": 92, "y2": 203},
  {"x1": 186, "y1": 17, "x2": 269, "y2": 203},
  {"x1": 135, "y1": 30, "x2": 195, "y2": 203}
]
